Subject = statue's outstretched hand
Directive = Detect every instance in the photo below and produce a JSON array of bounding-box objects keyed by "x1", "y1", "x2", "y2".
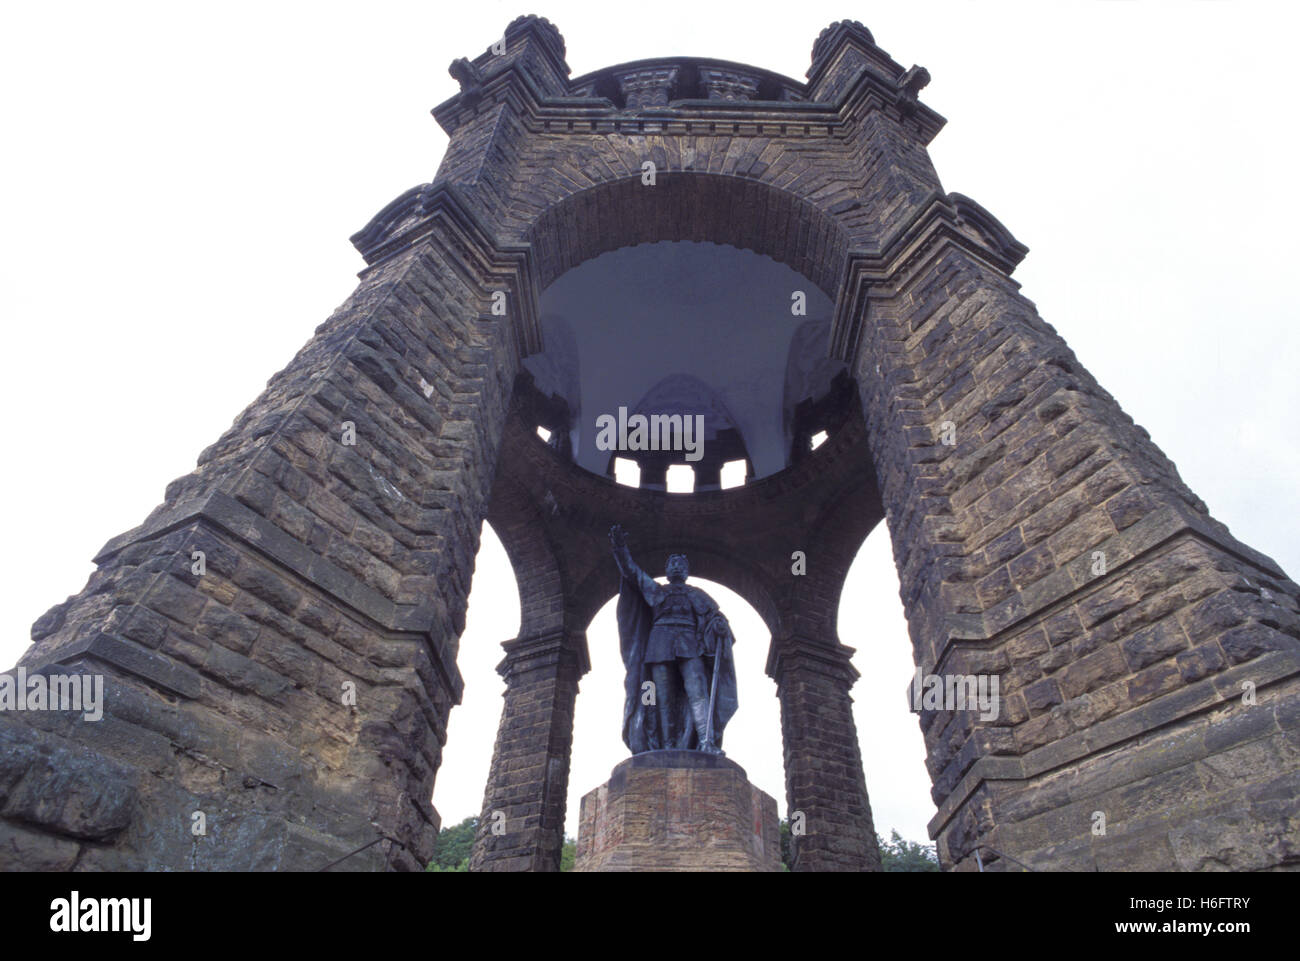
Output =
[{"x1": 609, "y1": 524, "x2": 627, "y2": 550}]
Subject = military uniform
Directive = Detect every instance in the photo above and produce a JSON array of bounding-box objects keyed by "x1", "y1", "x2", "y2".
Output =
[{"x1": 644, "y1": 582, "x2": 706, "y2": 663}]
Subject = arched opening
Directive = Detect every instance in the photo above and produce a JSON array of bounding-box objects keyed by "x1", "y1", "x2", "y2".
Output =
[
  {"x1": 459, "y1": 164, "x2": 889, "y2": 871},
  {"x1": 430, "y1": 522, "x2": 520, "y2": 842},
  {"x1": 840, "y1": 524, "x2": 939, "y2": 848},
  {"x1": 523, "y1": 172, "x2": 853, "y2": 300},
  {"x1": 564, "y1": 577, "x2": 784, "y2": 842}
]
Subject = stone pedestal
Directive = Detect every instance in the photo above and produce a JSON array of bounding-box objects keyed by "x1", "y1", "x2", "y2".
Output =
[{"x1": 574, "y1": 750, "x2": 781, "y2": 872}]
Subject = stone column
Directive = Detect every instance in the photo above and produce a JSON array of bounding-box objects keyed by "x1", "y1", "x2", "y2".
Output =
[
  {"x1": 6, "y1": 188, "x2": 531, "y2": 871},
  {"x1": 767, "y1": 636, "x2": 882, "y2": 871},
  {"x1": 469, "y1": 629, "x2": 589, "y2": 871}
]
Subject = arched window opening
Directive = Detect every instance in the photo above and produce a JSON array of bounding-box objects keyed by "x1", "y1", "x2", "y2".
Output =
[
  {"x1": 665, "y1": 464, "x2": 695, "y2": 493},
  {"x1": 720, "y1": 459, "x2": 747, "y2": 489},
  {"x1": 613, "y1": 457, "x2": 640, "y2": 488}
]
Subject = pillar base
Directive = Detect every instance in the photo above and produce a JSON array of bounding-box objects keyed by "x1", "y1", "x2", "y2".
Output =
[{"x1": 574, "y1": 750, "x2": 781, "y2": 872}]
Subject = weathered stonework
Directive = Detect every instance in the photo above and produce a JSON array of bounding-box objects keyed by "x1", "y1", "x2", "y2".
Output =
[
  {"x1": 1, "y1": 15, "x2": 1295, "y2": 873},
  {"x1": 575, "y1": 752, "x2": 781, "y2": 872}
]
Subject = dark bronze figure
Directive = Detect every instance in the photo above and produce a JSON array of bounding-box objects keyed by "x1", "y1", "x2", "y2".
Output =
[{"x1": 609, "y1": 524, "x2": 738, "y2": 754}]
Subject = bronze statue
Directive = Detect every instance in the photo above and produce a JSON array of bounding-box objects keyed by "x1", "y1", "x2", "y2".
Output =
[{"x1": 609, "y1": 524, "x2": 737, "y2": 754}]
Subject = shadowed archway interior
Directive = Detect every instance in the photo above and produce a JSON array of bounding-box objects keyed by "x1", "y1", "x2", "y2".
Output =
[{"x1": 525, "y1": 240, "x2": 843, "y2": 484}]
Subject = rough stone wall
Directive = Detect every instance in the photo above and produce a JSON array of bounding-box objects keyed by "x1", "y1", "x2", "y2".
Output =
[
  {"x1": 4, "y1": 210, "x2": 527, "y2": 869},
  {"x1": 575, "y1": 753, "x2": 780, "y2": 872},
  {"x1": 857, "y1": 235, "x2": 1300, "y2": 869}
]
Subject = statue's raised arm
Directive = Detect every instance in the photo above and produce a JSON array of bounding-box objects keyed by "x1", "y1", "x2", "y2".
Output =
[
  {"x1": 609, "y1": 524, "x2": 633, "y2": 575},
  {"x1": 609, "y1": 525, "x2": 662, "y2": 607}
]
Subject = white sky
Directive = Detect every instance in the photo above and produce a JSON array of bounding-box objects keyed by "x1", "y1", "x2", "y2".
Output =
[{"x1": 2, "y1": 1, "x2": 1297, "y2": 848}]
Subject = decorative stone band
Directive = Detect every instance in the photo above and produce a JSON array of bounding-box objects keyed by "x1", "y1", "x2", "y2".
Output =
[
  {"x1": 765, "y1": 635, "x2": 860, "y2": 687},
  {"x1": 432, "y1": 52, "x2": 942, "y2": 141},
  {"x1": 348, "y1": 183, "x2": 542, "y2": 358},
  {"x1": 928, "y1": 503, "x2": 1291, "y2": 678},
  {"x1": 829, "y1": 191, "x2": 1030, "y2": 364},
  {"x1": 82, "y1": 490, "x2": 464, "y2": 704},
  {"x1": 927, "y1": 648, "x2": 1300, "y2": 844},
  {"x1": 497, "y1": 629, "x2": 591, "y2": 681},
  {"x1": 41, "y1": 631, "x2": 203, "y2": 700},
  {"x1": 698, "y1": 68, "x2": 760, "y2": 102},
  {"x1": 616, "y1": 66, "x2": 679, "y2": 110}
]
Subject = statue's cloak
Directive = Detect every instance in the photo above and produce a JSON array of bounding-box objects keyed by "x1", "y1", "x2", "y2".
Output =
[{"x1": 616, "y1": 575, "x2": 738, "y2": 754}]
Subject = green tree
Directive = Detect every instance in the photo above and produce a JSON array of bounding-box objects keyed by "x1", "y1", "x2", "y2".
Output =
[
  {"x1": 427, "y1": 820, "x2": 579, "y2": 872},
  {"x1": 779, "y1": 817, "x2": 793, "y2": 871},
  {"x1": 879, "y1": 829, "x2": 940, "y2": 872},
  {"x1": 426, "y1": 816, "x2": 477, "y2": 872},
  {"x1": 778, "y1": 818, "x2": 938, "y2": 872}
]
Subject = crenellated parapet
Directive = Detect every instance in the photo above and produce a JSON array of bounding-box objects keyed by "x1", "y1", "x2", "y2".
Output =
[{"x1": 432, "y1": 17, "x2": 943, "y2": 143}]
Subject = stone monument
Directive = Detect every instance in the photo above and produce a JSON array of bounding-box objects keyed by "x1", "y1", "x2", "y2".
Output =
[
  {"x1": 1, "y1": 16, "x2": 1296, "y2": 873},
  {"x1": 575, "y1": 752, "x2": 781, "y2": 872},
  {"x1": 572, "y1": 527, "x2": 780, "y2": 871}
]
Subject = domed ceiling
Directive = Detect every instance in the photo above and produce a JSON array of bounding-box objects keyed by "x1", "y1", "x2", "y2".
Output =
[{"x1": 525, "y1": 240, "x2": 845, "y2": 486}]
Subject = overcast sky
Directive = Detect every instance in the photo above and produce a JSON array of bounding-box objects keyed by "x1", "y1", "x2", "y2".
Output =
[{"x1": 2, "y1": 1, "x2": 1296, "y2": 848}]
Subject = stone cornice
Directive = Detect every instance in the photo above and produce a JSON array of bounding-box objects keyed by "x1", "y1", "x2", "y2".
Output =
[
  {"x1": 497, "y1": 629, "x2": 591, "y2": 680},
  {"x1": 433, "y1": 51, "x2": 942, "y2": 140},
  {"x1": 349, "y1": 183, "x2": 542, "y2": 358},
  {"x1": 570, "y1": 57, "x2": 807, "y2": 102},
  {"x1": 829, "y1": 191, "x2": 1028, "y2": 363},
  {"x1": 927, "y1": 503, "x2": 1291, "y2": 679},
  {"x1": 765, "y1": 635, "x2": 861, "y2": 686},
  {"x1": 45, "y1": 631, "x2": 204, "y2": 700},
  {"x1": 434, "y1": 55, "x2": 833, "y2": 137},
  {"x1": 433, "y1": 51, "x2": 560, "y2": 136},
  {"x1": 926, "y1": 648, "x2": 1300, "y2": 839},
  {"x1": 91, "y1": 490, "x2": 465, "y2": 703}
]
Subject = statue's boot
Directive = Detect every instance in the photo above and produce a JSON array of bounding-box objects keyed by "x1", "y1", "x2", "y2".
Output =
[
  {"x1": 690, "y1": 697, "x2": 723, "y2": 755},
  {"x1": 655, "y1": 698, "x2": 674, "y2": 751}
]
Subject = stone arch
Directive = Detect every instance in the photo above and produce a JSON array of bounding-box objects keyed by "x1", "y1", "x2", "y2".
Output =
[
  {"x1": 466, "y1": 465, "x2": 588, "y2": 873},
  {"x1": 524, "y1": 173, "x2": 852, "y2": 302},
  {"x1": 486, "y1": 474, "x2": 566, "y2": 642},
  {"x1": 6, "y1": 14, "x2": 1297, "y2": 876}
]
